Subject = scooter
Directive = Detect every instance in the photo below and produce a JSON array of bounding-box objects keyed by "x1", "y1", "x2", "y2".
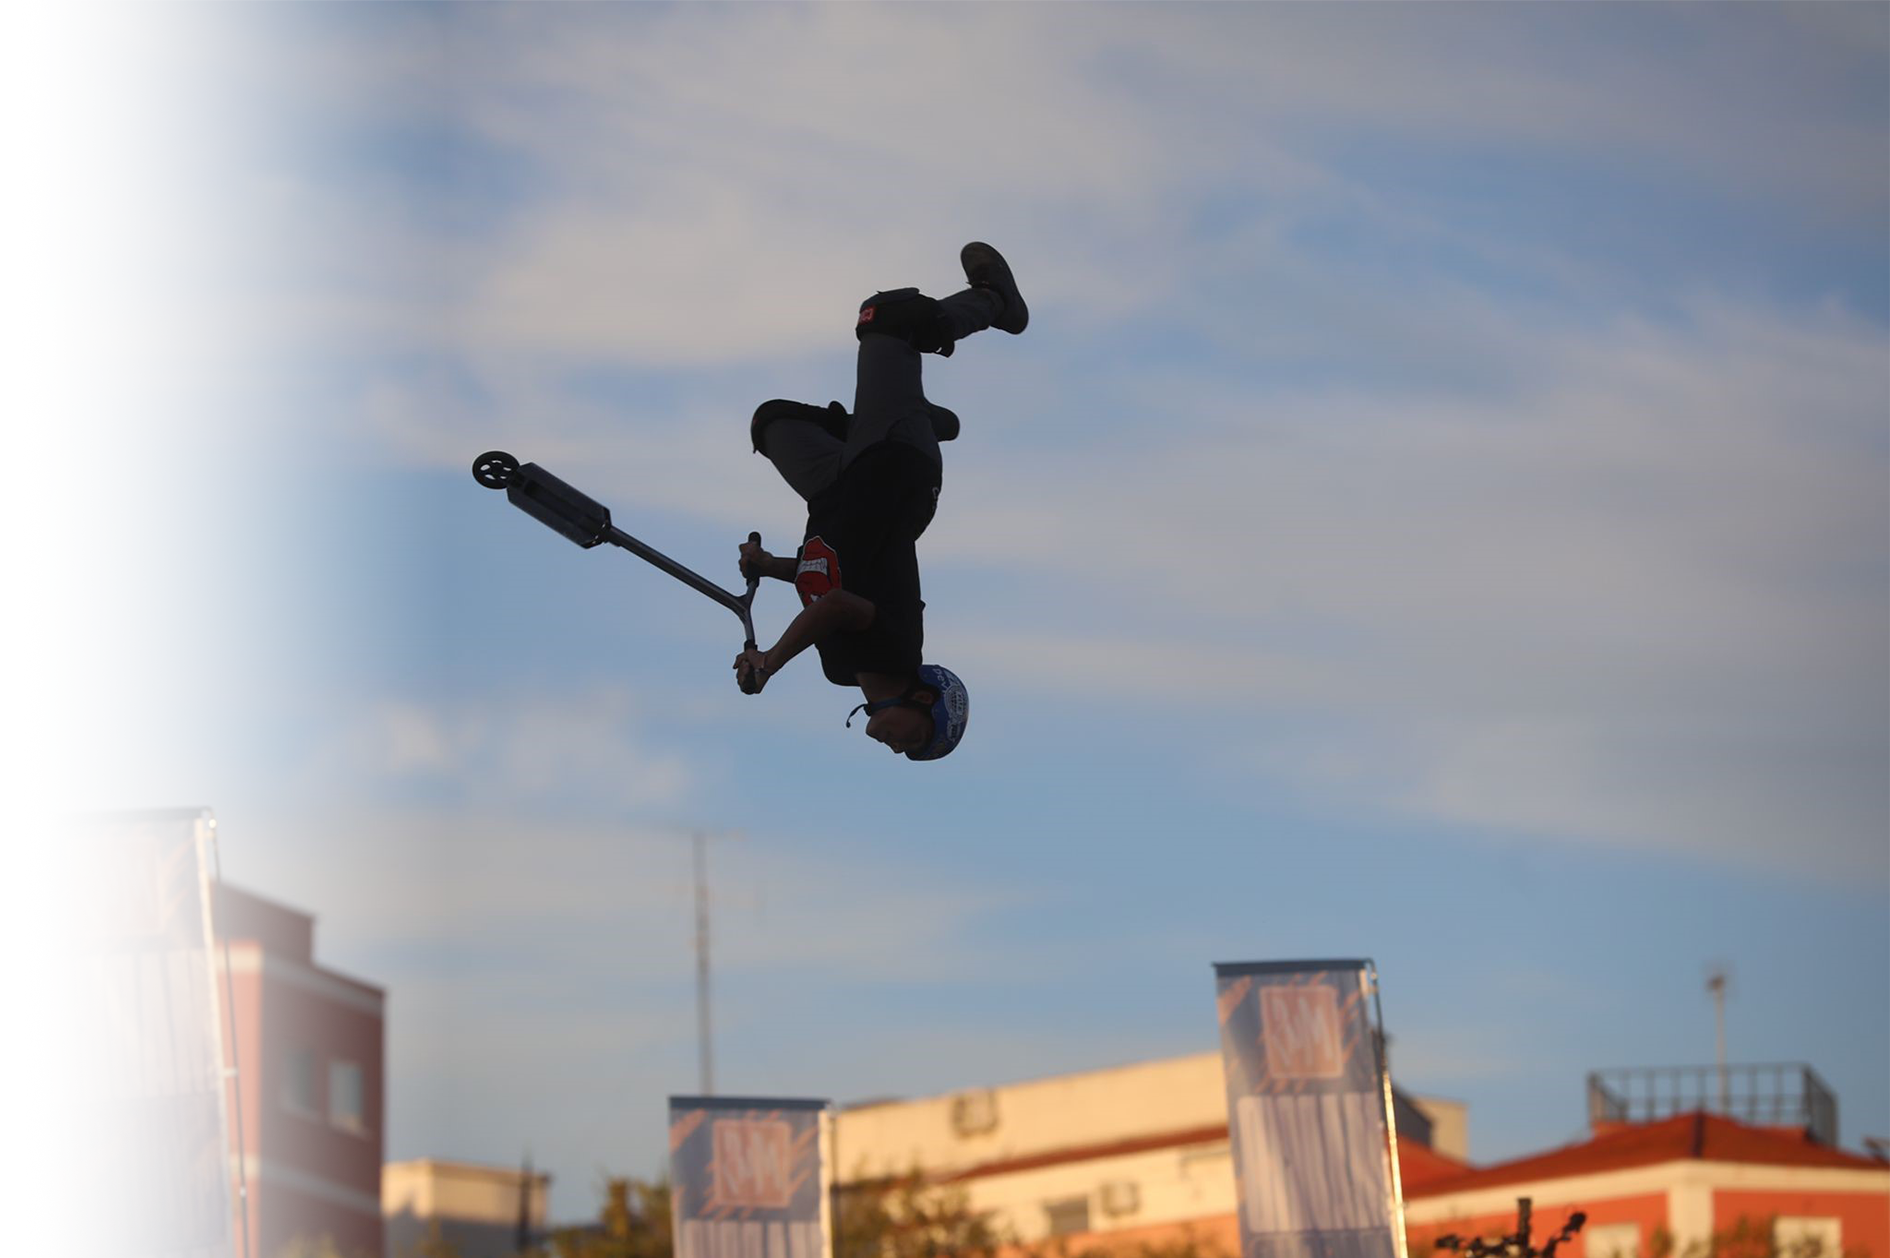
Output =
[{"x1": 472, "y1": 450, "x2": 768, "y2": 692}]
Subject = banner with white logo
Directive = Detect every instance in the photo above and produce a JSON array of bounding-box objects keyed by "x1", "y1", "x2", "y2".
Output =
[
  {"x1": 22, "y1": 808, "x2": 236, "y2": 1254},
  {"x1": 1213, "y1": 960, "x2": 1405, "y2": 1258},
  {"x1": 668, "y1": 1096, "x2": 828, "y2": 1258}
]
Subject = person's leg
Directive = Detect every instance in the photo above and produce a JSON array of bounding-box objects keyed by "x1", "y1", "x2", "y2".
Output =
[
  {"x1": 848, "y1": 333, "x2": 940, "y2": 464},
  {"x1": 750, "y1": 399, "x2": 847, "y2": 502},
  {"x1": 934, "y1": 286, "x2": 1005, "y2": 345},
  {"x1": 849, "y1": 286, "x2": 1001, "y2": 456},
  {"x1": 846, "y1": 242, "x2": 1028, "y2": 454},
  {"x1": 850, "y1": 244, "x2": 1023, "y2": 363},
  {"x1": 854, "y1": 285, "x2": 1005, "y2": 360}
]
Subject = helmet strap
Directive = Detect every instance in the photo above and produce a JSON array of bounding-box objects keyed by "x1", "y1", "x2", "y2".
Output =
[{"x1": 845, "y1": 687, "x2": 932, "y2": 730}]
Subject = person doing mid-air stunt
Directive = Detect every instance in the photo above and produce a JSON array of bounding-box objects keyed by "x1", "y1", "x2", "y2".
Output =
[{"x1": 734, "y1": 242, "x2": 1028, "y2": 761}]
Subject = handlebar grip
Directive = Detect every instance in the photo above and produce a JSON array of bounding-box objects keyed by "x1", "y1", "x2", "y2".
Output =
[{"x1": 741, "y1": 531, "x2": 765, "y2": 586}]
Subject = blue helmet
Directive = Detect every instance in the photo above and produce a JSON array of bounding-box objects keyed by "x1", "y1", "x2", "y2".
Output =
[
  {"x1": 905, "y1": 664, "x2": 969, "y2": 761},
  {"x1": 848, "y1": 664, "x2": 969, "y2": 761}
]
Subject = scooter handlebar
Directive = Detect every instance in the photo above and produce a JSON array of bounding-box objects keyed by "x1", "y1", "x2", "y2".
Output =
[{"x1": 737, "y1": 530, "x2": 765, "y2": 692}]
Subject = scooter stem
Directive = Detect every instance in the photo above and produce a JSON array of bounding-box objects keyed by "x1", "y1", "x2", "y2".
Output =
[{"x1": 601, "y1": 525, "x2": 762, "y2": 650}]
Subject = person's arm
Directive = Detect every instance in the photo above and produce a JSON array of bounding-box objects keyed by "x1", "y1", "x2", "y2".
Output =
[
  {"x1": 739, "y1": 537, "x2": 799, "y2": 583},
  {"x1": 735, "y1": 590, "x2": 875, "y2": 693}
]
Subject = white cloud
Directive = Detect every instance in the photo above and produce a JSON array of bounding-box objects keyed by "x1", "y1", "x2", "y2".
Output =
[
  {"x1": 333, "y1": 690, "x2": 695, "y2": 812},
  {"x1": 172, "y1": 2, "x2": 1887, "y2": 404},
  {"x1": 44, "y1": 2, "x2": 1886, "y2": 1222},
  {"x1": 181, "y1": 6, "x2": 1889, "y2": 883},
  {"x1": 936, "y1": 300, "x2": 1887, "y2": 881},
  {"x1": 237, "y1": 801, "x2": 1028, "y2": 992},
  {"x1": 223, "y1": 801, "x2": 1040, "y2": 1207}
]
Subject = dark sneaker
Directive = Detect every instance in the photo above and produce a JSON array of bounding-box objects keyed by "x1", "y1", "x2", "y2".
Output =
[{"x1": 960, "y1": 242, "x2": 1028, "y2": 334}]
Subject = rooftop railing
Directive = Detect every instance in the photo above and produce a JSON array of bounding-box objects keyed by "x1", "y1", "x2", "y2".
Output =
[{"x1": 1586, "y1": 1063, "x2": 1837, "y2": 1146}]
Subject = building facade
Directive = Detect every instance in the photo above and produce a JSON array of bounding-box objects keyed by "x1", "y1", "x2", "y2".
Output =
[
  {"x1": 383, "y1": 1159, "x2": 550, "y2": 1258},
  {"x1": 1404, "y1": 1112, "x2": 1890, "y2": 1258},
  {"x1": 215, "y1": 883, "x2": 387, "y2": 1258},
  {"x1": 22, "y1": 872, "x2": 387, "y2": 1254},
  {"x1": 830, "y1": 1050, "x2": 1466, "y2": 1253},
  {"x1": 831, "y1": 1053, "x2": 1887, "y2": 1258}
]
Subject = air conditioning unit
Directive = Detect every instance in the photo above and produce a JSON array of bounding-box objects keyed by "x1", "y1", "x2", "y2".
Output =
[
  {"x1": 1099, "y1": 1180, "x2": 1141, "y2": 1218},
  {"x1": 949, "y1": 1089, "x2": 999, "y2": 1137}
]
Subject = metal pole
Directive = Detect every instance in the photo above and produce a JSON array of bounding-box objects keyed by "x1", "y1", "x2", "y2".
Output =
[
  {"x1": 1367, "y1": 962, "x2": 1409, "y2": 1258},
  {"x1": 825, "y1": 1107, "x2": 841, "y2": 1258},
  {"x1": 694, "y1": 831, "x2": 714, "y2": 1096},
  {"x1": 1707, "y1": 970, "x2": 1728, "y2": 1112},
  {"x1": 212, "y1": 819, "x2": 257, "y2": 1254}
]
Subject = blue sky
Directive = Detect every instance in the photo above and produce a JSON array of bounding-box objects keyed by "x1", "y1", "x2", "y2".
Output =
[{"x1": 15, "y1": 1, "x2": 1887, "y2": 1226}]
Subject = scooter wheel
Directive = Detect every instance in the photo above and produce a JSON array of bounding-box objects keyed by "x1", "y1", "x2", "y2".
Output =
[{"x1": 472, "y1": 451, "x2": 520, "y2": 489}]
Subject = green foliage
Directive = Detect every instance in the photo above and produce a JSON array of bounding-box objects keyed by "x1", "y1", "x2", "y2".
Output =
[
  {"x1": 544, "y1": 1177, "x2": 674, "y2": 1258},
  {"x1": 277, "y1": 1236, "x2": 376, "y2": 1258},
  {"x1": 1033, "y1": 1231, "x2": 1232, "y2": 1258},
  {"x1": 834, "y1": 1171, "x2": 1231, "y2": 1258},
  {"x1": 409, "y1": 1220, "x2": 464, "y2": 1258},
  {"x1": 535, "y1": 1168, "x2": 1229, "y2": 1258},
  {"x1": 833, "y1": 1172, "x2": 1008, "y2": 1258}
]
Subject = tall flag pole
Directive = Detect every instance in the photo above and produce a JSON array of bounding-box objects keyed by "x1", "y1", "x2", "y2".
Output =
[{"x1": 203, "y1": 813, "x2": 253, "y2": 1258}]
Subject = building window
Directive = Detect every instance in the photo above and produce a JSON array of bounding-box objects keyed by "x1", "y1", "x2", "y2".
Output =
[
  {"x1": 1775, "y1": 1217, "x2": 1840, "y2": 1258},
  {"x1": 1099, "y1": 1179, "x2": 1141, "y2": 1218},
  {"x1": 1586, "y1": 1223, "x2": 1640, "y2": 1258},
  {"x1": 329, "y1": 1059, "x2": 366, "y2": 1133},
  {"x1": 283, "y1": 1049, "x2": 317, "y2": 1115},
  {"x1": 1043, "y1": 1196, "x2": 1091, "y2": 1238}
]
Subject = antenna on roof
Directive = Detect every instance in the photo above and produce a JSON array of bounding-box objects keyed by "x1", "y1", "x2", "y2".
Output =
[
  {"x1": 1705, "y1": 963, "x2": 1733, "y2": 1113},
  {"x1": 682, "y1": 829, "x2": 742, "y2": 1096}
]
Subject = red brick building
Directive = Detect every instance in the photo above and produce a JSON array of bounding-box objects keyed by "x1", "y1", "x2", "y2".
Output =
[
  {"x1": 1404, "y1": 1112, "x2": 1890, "y2": 1258},
  {"x1": 23, "y1": 876, "x2": 387, "y2": 1246},
  {"x1": 214, "y1": 884, "x2": 386, "y2": 1258}
]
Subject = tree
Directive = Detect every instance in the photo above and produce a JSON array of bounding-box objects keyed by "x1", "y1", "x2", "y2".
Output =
[
  {"x1": 834, "y1": 1171, "x2": 1230, "y2": 1258},
  {"x1": 834, "y1": 1171, "x2": 1009, "y2": 1258},
  {"x1": 1030, "y1": 1228, "x2": 1232, "y2": 1258},
  {"x1": 393, "y1": 1216, "x2": 463, "y2": 1254},
  {"x1": 277, "y1": 1236, "x2": 378, "y2": 1258},
  {"x1": 544, "y1": 1177, "x2": 673, "y2": 1258},
  {"x1": 539, "y1": 1168, "x2": 1230, "y2": 1258}
]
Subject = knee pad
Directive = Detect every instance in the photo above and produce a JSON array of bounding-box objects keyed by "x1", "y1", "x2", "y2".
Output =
[
  {"x1": 926, "y1": 400, "x2": 959, "y2": 443},
  {"x1": 856, "y1": 288, "x2": 956, "y2": 357},
  {"x1": 751, "y1": 399, "x2": 849, "y2": 454}
]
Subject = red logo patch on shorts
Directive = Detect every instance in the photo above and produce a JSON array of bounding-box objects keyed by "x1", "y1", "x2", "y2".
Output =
[{"x1": 795, "y1": 536, "x2": 842, "y2": 607}]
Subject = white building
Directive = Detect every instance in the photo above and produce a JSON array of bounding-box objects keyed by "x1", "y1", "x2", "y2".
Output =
[
  {"x1": 383, "y1": 1159, "x2": 550, "y2": 1258},
  {"x1": 830, "y1": 1051, "x2": 1466, "y2": 1251}
]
